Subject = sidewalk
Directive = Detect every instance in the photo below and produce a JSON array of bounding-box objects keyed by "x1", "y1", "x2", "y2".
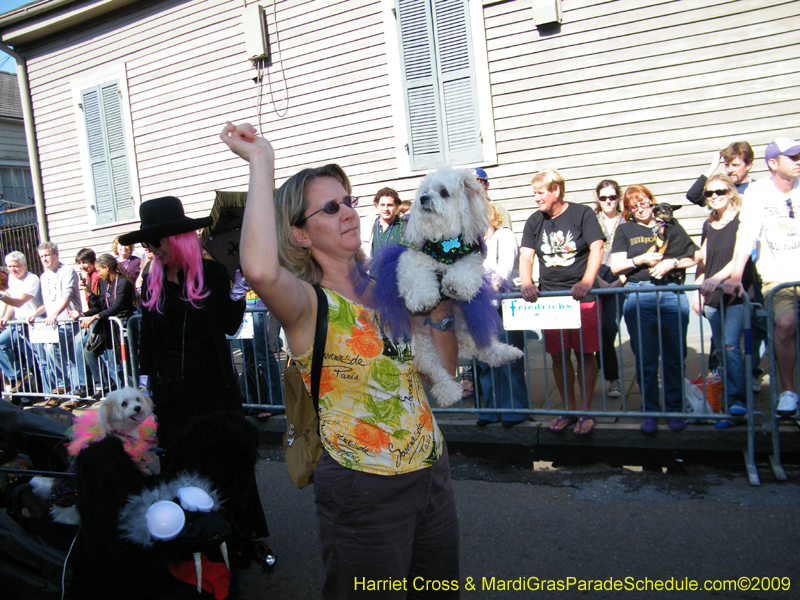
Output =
[{"x1": 254, "y1": 331, "x2": 800, "y2": 460}]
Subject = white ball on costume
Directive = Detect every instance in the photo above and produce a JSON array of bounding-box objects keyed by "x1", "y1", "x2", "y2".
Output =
[
  {"x1": 146, "y1": 500, "x2": 185, "y2": 541},
  {"x1": 177, "y1": 486, "x2": 214, "y2": 512}
]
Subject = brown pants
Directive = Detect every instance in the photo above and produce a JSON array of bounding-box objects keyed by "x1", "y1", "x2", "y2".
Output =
[{"x1": 314, "y1": 445, "x2": 460, "y2": 599}]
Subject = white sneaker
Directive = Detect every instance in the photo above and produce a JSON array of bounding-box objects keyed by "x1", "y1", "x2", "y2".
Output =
[
  {"x1": 608, "y1": 380, "x2": 621, "y2": 398},
  {"x1": 752, "y1": 377, "x2": 762, "y2": 393},
  {"x1": 777, "y1": 391, "x2": 799, "y2": 416}
]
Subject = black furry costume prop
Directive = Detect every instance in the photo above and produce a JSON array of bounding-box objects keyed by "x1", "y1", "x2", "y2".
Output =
[
  {"x1": 67, "y1": 436, "x2": 179, "y2": 600},
  {"x1": 161, "y1": 412, "x2": 269, "y2": 560},
  {"x1": 65, "y1": 412, "x2": 270, "y2": 599}
]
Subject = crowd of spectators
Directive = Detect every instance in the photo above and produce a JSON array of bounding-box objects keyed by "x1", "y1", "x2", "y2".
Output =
[
  {"x1": 354, "y1": 139, "x2": 800, "y2": 436},
  {"x1": 0, "y1": 236, "x2": 154, "y2": 408},
  {"x1": 3, "y1": 137, "x2": 799, "y2": 437}
]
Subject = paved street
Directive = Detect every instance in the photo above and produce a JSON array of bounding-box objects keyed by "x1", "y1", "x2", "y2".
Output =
[{"x1": 235, "y1": 443, "x2": 800, "y2": 599}]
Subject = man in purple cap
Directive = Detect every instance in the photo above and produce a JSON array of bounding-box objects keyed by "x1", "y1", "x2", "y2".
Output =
[
  {"x1": 724, "y1": 138, "x2": 800, "y2": 416},
  {"x1": 474, "y1": 167, "x2": 512, "y2": 230}
]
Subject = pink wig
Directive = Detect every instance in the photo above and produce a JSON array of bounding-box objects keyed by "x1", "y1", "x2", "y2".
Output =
[{"x1": 143, "y1": 232, "x2": 209, "y2": 313}]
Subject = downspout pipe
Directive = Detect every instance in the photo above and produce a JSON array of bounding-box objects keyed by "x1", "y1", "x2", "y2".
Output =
[{"x1": 0, "y1": 43, "x2": 48, "y2": 242}]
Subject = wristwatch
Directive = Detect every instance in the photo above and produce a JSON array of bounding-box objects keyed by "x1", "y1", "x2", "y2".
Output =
[
  {"x1": 672, "y1": 258, "x2": 679, "y2": 268},
  {"x1": 425, "y1": 316, "x2": 455, "y2": 331}
]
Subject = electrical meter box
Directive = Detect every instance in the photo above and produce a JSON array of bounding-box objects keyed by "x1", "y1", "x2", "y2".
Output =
[{"x1": 242, "y1": 4, "x2": 269, "y2": 61}]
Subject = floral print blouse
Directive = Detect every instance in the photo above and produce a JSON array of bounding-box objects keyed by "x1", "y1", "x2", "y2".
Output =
[{"x1": 291, "y1": 288, "x2": 443, "y2": 475}]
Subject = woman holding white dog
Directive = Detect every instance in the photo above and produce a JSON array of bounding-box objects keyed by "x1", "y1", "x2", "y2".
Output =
[{"x1": 221, "y1": 122, "x2": 461, "y2": 599}]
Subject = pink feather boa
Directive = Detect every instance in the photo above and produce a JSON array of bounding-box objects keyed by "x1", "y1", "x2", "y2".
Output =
[{"x1": 66, "y1": 411, "x2": 158, "y2": 471}]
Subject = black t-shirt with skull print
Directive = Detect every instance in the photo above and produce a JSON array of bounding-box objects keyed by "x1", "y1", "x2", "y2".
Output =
[{"x1": 520, "y1": 202, "x2": 605, "y2": 297}]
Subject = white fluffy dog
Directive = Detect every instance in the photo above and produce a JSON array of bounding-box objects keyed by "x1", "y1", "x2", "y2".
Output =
[
  {"x1": 96, "y1": 387, "x2": 155, "y2": 439},
  {"x1": 378, "y1": 167, "x2": 523, "y2": 406},
  {"x1": 31, "y1": 388, "x2": 157, "y2": 524}
]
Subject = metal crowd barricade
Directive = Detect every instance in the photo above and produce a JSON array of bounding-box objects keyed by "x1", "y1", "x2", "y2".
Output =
[
  {"x1": 436, "y1": 285, "x2": 762, "y2": 485},
  {"x1": 227, "y1": 307, "x2": 286, "y2": 410},
  {"x1": 127, "y1": 307, "x2": 286, "y2": 411},
  {"x1": 118, "y1": 287, "x2": 771, "y2": 484},
  {"x1": 1, "y1": 316, "x2": 130, "y2": 405},
  {"x1": 764, "y1": 282, "x2": 800, "y2": 482}
]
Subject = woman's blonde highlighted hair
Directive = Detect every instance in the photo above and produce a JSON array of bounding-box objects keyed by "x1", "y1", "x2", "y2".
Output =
[{"x1": 275, "y1": 163, "x2": 365, "y2": 284}]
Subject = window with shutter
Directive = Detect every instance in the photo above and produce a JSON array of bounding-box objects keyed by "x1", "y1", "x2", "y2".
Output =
[
  {"x1": 80, "y1": 81, "x2": 135, "y2": 225},
  {"x1": 396, "y1": 0, "x2": 482, "y2": 171}
]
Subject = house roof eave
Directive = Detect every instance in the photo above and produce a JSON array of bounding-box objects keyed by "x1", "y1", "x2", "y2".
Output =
[{"x1": 0, "y1": 0, "x2": 141, "y2": 47}]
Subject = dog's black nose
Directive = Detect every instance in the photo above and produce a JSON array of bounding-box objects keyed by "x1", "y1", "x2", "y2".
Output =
[
  {"x1": 133, "y1": 405, "x2": 141, "y2": 413},
  {"x1": 419, "y1": 194, "x2": 429, "y2": 206}
]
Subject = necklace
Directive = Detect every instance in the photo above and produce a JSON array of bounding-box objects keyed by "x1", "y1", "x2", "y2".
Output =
[
  {"x1": 106, "y1": 275, "x2": 119, "y2": 308},
  {"x1": 45, "y1": 265, "x2": 60, "y2": 304},
  {"x1": 375, "y1": 217, "x2": 396, "y2": 248},
  {"x1": 715, "y1": 209, "x2": 737, "y2": 228}
]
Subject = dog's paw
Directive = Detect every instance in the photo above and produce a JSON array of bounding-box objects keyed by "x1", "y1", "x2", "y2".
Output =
[
  {"x1": 440, "y1": 264, "x2": 483, "y2": 302},
  {"x1": 430, "y1": 378, "x2": 464, "y2": 407},
  {"x1": 403, "y1": 287, "x2": 442, "y2": 313},
  {"x1": 440, "y1": 279, "x2": 472, "y2": 302},
  {"x1": 477, "y1": 342, "x2": 524, "y2": 367}
]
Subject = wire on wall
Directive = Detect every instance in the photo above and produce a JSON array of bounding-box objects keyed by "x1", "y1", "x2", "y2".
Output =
[
  {"x1": 252, "y1": 0, "x2": 289, "y2": 127},
  {"x1": 266, "y1": 0, "x2": 289, "y2": 118}
]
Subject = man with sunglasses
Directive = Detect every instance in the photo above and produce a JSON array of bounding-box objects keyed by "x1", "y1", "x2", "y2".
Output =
[
  {"x1": 724, "y1": 138, "x2": 800, "y2": 417},
  {"x1": 686, "y1": 141, "x2": 756, "y2": 206}
]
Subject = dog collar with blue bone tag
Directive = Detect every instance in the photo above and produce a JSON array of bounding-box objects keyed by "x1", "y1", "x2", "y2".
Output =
[{"x1": 401, "y1": 235, "x2": 483, "y2": 265}]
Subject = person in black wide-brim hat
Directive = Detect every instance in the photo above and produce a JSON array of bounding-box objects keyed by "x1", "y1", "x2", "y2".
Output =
[
  {"x1": 118, "y1": 196, "x2": 213, "y2": 247},
  {"x1": 122, "y1": 195, "x2": 270, "y2": 555}
]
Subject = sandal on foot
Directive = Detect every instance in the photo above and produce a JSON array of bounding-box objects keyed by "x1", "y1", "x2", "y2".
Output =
[
  {"x1": 44, "y1": 397, "x2": 61, "y2": 408},
  {"x1": 574, "y1": 416, "x2": 595, "y2": 436},
  {"x1": 548, "y1": 415, "x2": 578, "y2": 433}
]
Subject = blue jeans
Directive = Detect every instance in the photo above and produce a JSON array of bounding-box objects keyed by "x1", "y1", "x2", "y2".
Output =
[
  {"x1": 703, "y1": 304, "x2": 746, "y2": 410},
  {"x1": 477, "y1": 328, "x2": 529, "y2": 423},
  {"x1": 624, "y1": 282, "x2": 690, "y2": 413},
  {"x1": 241, "y1": 311, "x2": 283, "y2": 404},
  {"x1": 0, "y1": 324, "x2": 36, "y2": 382},
  {"x1": 36, "y1": 322, "x2": 82, "y2": 392},
  {"x1": 83, "y1": 342, "x2": 124, "y2": 389}
]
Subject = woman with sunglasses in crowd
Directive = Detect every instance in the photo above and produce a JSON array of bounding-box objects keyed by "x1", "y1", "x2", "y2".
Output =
[
  {"x1": 693, "y1": 175, "x2": 756, "y2": 427},
  {"x1": 221, "y1": 122, "x2": 460, "y2": 599},
  {"x1": 610, "y1": 185, "x2": 698, "y2": 434},
  {"x1": 593, "y1": 179, "x2": 625, "y2": 399}
]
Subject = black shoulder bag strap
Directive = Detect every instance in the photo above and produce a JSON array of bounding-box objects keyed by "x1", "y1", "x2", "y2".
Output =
[{"x1": 310, "y1": 286, "x2": 329, "y2": 420}]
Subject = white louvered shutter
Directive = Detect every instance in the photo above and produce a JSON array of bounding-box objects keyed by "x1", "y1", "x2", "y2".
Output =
[{"x1": 397, "y1": 0, "x2": 482, "y2": 170}]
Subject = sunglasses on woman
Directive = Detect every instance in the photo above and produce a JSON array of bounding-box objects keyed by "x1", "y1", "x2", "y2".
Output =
[
  {"x1": 704, "y1": 189, "x2": 730, "y2": 198},
  {"x1": 295, "y1": 196, "x2": 359, "y2": 226},
  {"x1": 141, "y1": 239, "x2": 161, "y2": 250},
  {"x1": 598, "y1": 194, "x2": 618, "y2": 202}
]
